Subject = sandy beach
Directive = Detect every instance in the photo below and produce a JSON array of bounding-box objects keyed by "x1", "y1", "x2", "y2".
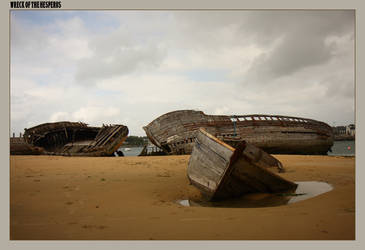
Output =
[{"x1": 10, "y1": 154, "x2": 355, "y2": 240}]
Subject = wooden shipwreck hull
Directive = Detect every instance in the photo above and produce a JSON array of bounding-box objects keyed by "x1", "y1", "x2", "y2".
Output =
[
  {"x1": 187, "y1": 129, "x2": 297, "y2": 201},
  {"x1": 143, "y1": 110, "x2": 334, "y2": 155},
  {"x1": 22, "y1": 121, "x2": 129, "y2": 156},
  {"x1": 10, "y1": 137, "x2": 44, "y2": 155}
]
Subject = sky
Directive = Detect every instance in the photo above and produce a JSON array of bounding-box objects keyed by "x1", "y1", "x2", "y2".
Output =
[{"x1": 10, "y1": 10, "x2": 355, "y2": 136}]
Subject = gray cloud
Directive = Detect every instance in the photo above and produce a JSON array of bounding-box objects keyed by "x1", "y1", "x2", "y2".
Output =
[
  {"x1": 75, "y1": 44, "x2": 167, "y2": 83},
  {"x1": 171, "y1": 11, "x2": 353, "y2": 79},
  {"x1": 74, "y1": 27, "x2": 167, "y2": 84},
  {"x1": 241, "y1": 11, "x2": 354, "y2": 82},
  {"x1": 10, "y1": 11, "x2": 355, "y2": 136},
  {"x1": 237, "y1": 11, "x2": 354, "y2": 45},
  {"x1": 249, "y1": 35, "x2": 332, "y2": 81}
]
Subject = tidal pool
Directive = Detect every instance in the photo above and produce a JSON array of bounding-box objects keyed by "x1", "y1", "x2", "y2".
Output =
[{"x1": 177, "y1": 181, "x2": 333, "y2": 208}]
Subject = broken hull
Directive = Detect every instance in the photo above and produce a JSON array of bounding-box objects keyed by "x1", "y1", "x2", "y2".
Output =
[
  {"x1": 10, "y1": 137, "x2": 44, "y2": 155},
  {"x1": 23, "y1": 122, "x2": 129, "y2": 156},
  {"x1": 143, "y1": 110, "x2": 334, "y2": 155},
  {"x1": 187, "y1": 129, "x2": 297, "y2": 201}
]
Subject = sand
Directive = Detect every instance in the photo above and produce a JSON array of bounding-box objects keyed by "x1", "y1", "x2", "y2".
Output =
[{"x1": 10, "y1": 154, "x2": 355, "y2": 240}]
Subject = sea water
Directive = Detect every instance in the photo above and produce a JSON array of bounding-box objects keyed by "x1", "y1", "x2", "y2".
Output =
[
  {"x1": 116, "y1": 140, "x2": 354, "y2": 157},
  {"x1": 328, "y1": 140, "x2": 355, "y2": 156},
  {"x1": 177, "y1": 181, "x2": 333, "y2": 208},
  {"x1": 115, "y1": 147, "x2": 144, "y2": 156}
]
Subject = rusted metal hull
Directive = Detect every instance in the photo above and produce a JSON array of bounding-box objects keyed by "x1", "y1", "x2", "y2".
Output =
[
  {"x1": 21, "y1": 121, "x2": 129, "y2": 156},
  {"x1": 187, "y1": 129, "x2": 297, "y2": 201},
  {"x1": 143, "y1": 110, "x2": 334, "y2": 155}
]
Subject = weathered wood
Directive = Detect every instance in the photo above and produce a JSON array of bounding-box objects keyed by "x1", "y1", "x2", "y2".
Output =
[
  {"x1": 241, "y1": 142, "x2": 284, "y2": 172},
  {"x1": 144, "y1": 110, "x2": 334, "y2": 155},
  {"x1": 10, "y1": 137, "x2": 44, "y2": 155},
  {"x1": 187, "y1": 128, "x2": 297, "y2": 201},
  {"x1": 187, "y1": 130, "x2": 234, "y2": 195},
  {"x1": 21, "y1": 122, "x2": 129, "y2": 156}
]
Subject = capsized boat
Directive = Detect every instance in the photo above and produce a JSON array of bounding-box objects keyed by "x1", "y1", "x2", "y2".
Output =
[
  {"x1": 22, "y1": 121, "x2": 128, "y2": 156},
  {"x1": 143, "y1": 110, "x2": 334, "y2": 155},
  {"x1": 187, "y1": 128, "x2": 297, "y2": 201}
]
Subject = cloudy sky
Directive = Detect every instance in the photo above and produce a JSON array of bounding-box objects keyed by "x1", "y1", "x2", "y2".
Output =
[{"x1": 10, "y1": 10, "x2": 354, "y2": 136}]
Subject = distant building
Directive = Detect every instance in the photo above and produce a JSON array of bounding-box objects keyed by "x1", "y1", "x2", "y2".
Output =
[
  {"x1": 332, "y1": 126, "x2": 346, "y2": 135},
  {"x1": 332, "y1": 124, "x2": 355, "y2": 140},
  {"x1": 346, "y1": 124, "x2": 355, "y2": 136}
]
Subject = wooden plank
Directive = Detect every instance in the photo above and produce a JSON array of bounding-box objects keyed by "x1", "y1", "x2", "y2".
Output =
[
  {"x1": 187, "y1": 128, "x2": 297, "y2": 201},
  {"x1": 144, "y1": 109, "x2": 334, "y2": 155},
  {"x1": 22, "y1": 122, "x2": 129, "y2": 157},
  {"x1": 187, "y1": 129, "x2": 234, "y2": 198}
]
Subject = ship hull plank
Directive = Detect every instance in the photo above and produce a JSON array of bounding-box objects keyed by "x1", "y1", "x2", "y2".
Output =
[
  {"x1": 187, "y1": 129, "x2": 297, "y2": 201},
  {"x1": 17, "y1": 122, "x2": 129, "y2": 156},
  {"x1": 144, "y1": 110, "x2": 334, "y2": 155}
]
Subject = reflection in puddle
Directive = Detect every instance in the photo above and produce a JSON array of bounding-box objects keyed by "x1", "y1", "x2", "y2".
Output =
[{"x1": 178, "y1": 181, "x2": 333, "y2": 208}]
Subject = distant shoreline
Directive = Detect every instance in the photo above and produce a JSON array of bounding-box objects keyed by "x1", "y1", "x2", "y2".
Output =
[
  {"x1": 120, "y1": 144, "x2": 146, "y2": 148},
  {"x1": 334, "y1": 136, "x2": 355, "y2": 141}
]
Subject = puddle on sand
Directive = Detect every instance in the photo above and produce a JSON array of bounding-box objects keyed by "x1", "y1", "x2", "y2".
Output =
[{"x1": 178, "y1": 181, "x2": 333, "y2": 208}]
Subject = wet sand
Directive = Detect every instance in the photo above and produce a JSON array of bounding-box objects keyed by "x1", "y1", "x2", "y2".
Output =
[{"x1": 10, "y1": 155, "x2": 355, "y2": 240}]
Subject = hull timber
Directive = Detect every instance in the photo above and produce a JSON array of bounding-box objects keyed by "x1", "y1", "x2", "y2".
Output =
[
  {"x1": 143, "y1": 110, "x2": 334, "y2": 155},
  {"x1": 23, "y1": 121, "x2": 128, "y2": 156},
  {"x1": 10, "y1": 137, "x2": 44, "y2": 155},
  {"x1": 138, "y1": 145, "x2": 167, "y2": 156},
  {"x1": 187, "y1": 129, "x2": 297, "y2": 201}
]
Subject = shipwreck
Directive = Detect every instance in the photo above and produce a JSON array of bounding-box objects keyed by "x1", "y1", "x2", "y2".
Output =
[
  {"x1": 187, "y1": 128, "x2": 297, "y2": 201},
  {"x1": 10, "y1": 137, "x2": 44, "y2": 155},
  {"x1": 18, "y1": 121, "x2": 129, "y2": 156},
  {"x1": 143, "y1": 110, "x2": 334, "y2": 155}
]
